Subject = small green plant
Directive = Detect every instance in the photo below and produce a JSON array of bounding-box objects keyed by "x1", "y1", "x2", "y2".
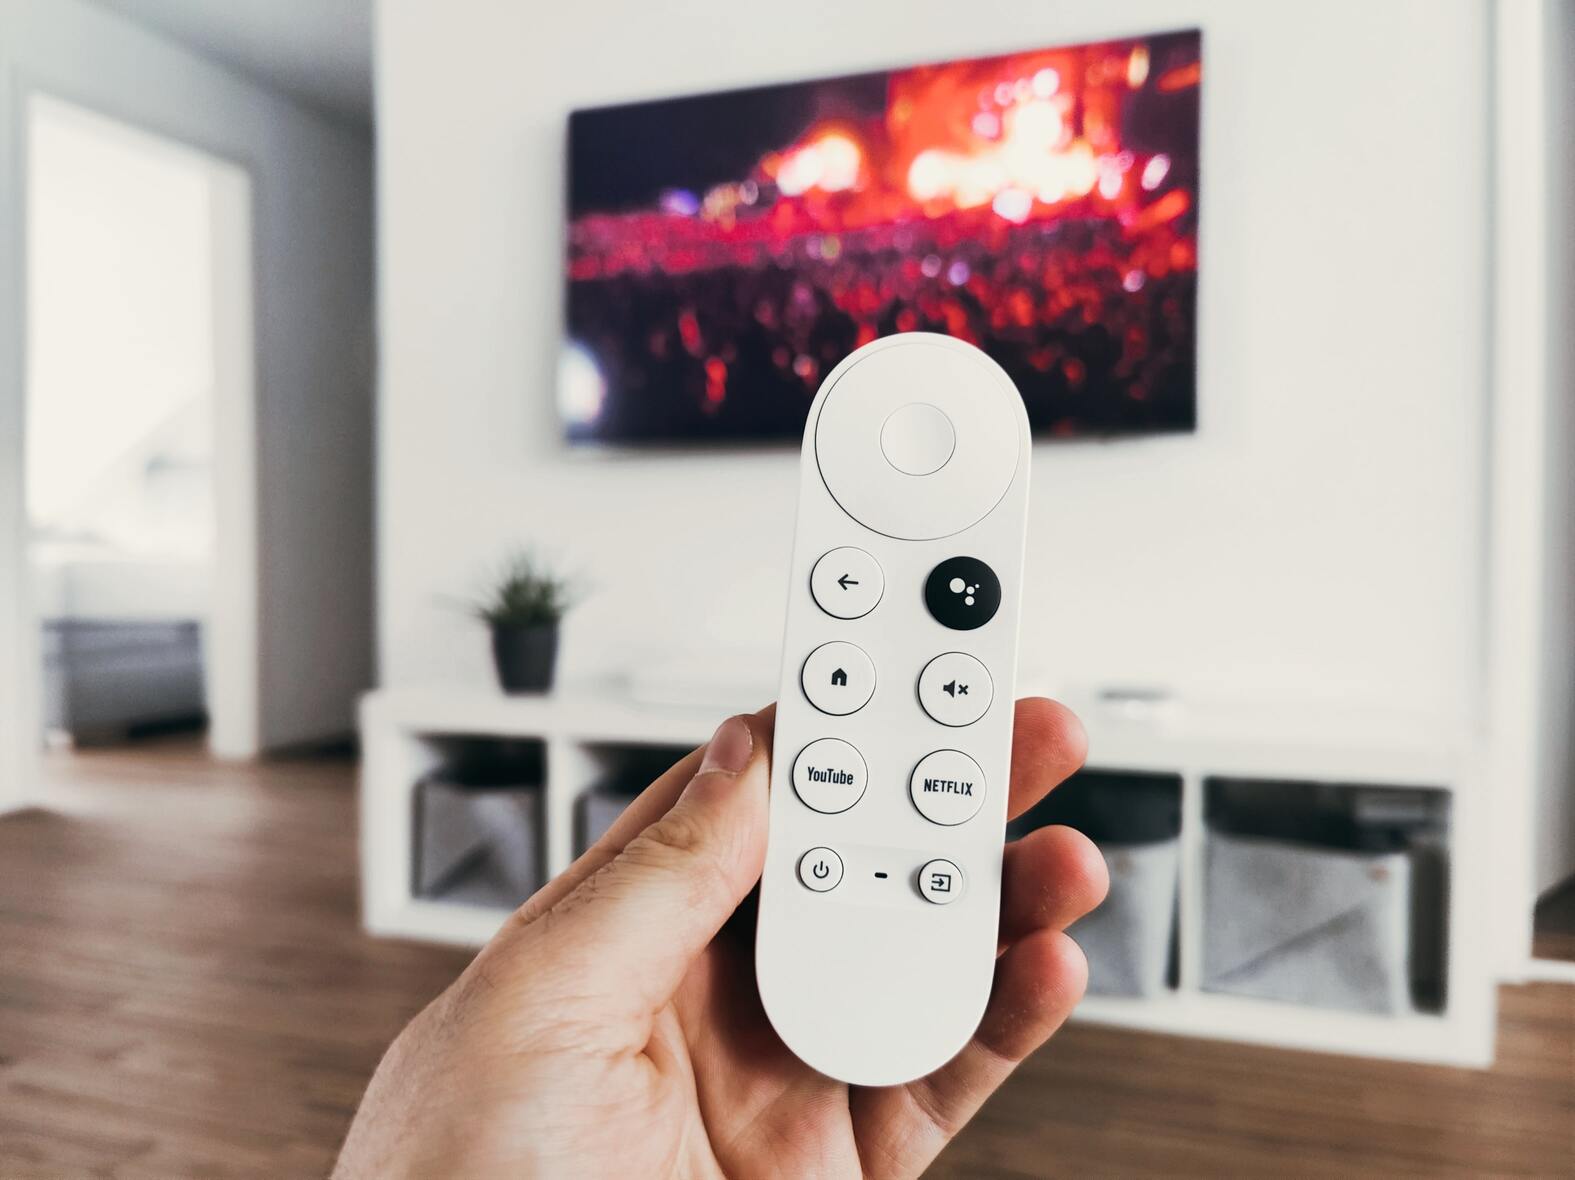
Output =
[{"x1": 473, "y1": 551, "x2": 578, "y2": 628}]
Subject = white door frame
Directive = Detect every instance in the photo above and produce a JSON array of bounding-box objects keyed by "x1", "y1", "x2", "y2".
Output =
[
  {"x1": 0, "y1": 62, "x2": 27, "y2": 814},
  {"x1": 204, "y1": 152, "x2": 260, "y2": 761},
  {"x1": 1485, "y1": 0, "x2": 1575, "y2": 975},
  {"x1": 0, "y1": 86, "x2": 261, "y2": 809}
]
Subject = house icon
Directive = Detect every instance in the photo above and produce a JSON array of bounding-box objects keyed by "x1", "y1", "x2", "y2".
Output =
[{"x1": 830, "y1": 668, "x2": 848, "y2": 687}]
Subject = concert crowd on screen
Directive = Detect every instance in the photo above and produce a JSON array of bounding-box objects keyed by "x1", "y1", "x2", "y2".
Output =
[{"x1": 566, "y1": 213, "x2": 1195, "y2": 439}]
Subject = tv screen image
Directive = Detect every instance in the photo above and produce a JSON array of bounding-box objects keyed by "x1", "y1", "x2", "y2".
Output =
[{"x1": 562, "y1": 29, "x2": 1201, "y2": 445}]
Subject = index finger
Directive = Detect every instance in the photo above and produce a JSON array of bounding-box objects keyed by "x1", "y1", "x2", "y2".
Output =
[{"x1": 1007, "y1": 697, "x2": 1087, "y2": 819}]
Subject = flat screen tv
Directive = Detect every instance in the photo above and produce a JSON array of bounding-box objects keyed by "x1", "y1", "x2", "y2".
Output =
[{"x1": 561, "y1": 29, "x2": 1200, "y2": 445}]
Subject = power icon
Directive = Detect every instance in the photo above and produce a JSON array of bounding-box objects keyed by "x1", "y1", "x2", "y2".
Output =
[{"x1": 798, "y1": 846, "x2": 843, "y2": 892}]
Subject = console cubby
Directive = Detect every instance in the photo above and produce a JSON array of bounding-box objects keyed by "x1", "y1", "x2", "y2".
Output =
[
  {"x1": 407, "y1": 734, "x2": 547, "y2": 910},
  {"x1": 1201, "y1": 777, "x2": 1450, "y2": 1015}
]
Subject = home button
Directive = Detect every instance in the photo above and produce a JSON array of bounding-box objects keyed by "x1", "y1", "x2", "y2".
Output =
[{"x1": 800, "y1": 641, "x2": 876, "y2": 716}]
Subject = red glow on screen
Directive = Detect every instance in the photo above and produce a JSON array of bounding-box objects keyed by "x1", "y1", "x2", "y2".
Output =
[{"x1": 1158, "y1": 62, "x2": 1202, "y2": 93}]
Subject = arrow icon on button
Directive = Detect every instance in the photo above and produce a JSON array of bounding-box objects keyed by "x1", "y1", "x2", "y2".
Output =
[{"x1": 837, "y1": 574, "x2": 859, "y2": 589}]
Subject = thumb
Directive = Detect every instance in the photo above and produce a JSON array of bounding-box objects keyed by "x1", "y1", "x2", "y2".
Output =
[{"x1": 539, "y1": 713, "x2": 770, "y2": 1018}]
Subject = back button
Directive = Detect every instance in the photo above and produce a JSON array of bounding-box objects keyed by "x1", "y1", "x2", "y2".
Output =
[{"x1": 810, "y1": 548, "x2": 884, "y2": 620}]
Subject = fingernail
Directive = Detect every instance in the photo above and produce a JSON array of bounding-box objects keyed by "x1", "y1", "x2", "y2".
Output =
[{"x1": 698, "y1": 715, "x2": 753, "y2": 776}]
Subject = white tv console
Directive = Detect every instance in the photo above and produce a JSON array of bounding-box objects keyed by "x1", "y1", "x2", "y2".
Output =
[{"x1": 360, "y1": 681, "x2": 1494, "y2": 1067}]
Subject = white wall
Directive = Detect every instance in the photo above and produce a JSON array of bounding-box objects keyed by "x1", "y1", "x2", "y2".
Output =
[
  {"x1": 0, "y1": 0, "x2": 375, "y2": 800},
  {"x1": 376, "y1": 1, "x2": 1489, "y2": 728}
]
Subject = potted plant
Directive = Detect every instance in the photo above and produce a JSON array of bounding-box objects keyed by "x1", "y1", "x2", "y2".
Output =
[{"x1": 474, "y1": 551, "x2": 577, "y2": 694}]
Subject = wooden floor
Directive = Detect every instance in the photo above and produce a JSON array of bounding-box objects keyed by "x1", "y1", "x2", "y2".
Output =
[{"x1": 1, "y1": 744, "x2": 1571, "y2": 1178}]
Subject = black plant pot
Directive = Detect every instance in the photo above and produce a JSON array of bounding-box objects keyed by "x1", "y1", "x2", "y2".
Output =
[{"x1": 490, "y1": 622, "x2": 559, "y2": 694}]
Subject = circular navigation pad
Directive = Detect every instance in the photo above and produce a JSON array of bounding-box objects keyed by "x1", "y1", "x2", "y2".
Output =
[{"x1": 814, "y1": 338, "x2": 1024, "y2": 541}]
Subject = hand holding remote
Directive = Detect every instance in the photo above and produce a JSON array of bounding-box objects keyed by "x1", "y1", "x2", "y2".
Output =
[{"x1": 335, "y1": 703, "x2": 1103, "y2": 1180}]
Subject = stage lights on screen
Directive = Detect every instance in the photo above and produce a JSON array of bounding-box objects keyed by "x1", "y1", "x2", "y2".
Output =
[{"x1": 557, "y1": 342, "x2": 606, "y2": 428}]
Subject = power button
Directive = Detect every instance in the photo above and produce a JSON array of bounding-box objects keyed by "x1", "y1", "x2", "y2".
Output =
[{"x1": 798, "y1": 847, "x2": 844, "y2": 892}]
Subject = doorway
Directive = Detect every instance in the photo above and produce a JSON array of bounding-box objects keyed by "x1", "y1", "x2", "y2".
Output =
[{"x1": 23, "y1": 94, "x2": 257, "y2": 765}]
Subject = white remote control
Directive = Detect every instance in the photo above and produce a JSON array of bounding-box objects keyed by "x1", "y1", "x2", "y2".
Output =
[{"x1": 756, "y1": 332, "x2": 1031, "y2": 1086}]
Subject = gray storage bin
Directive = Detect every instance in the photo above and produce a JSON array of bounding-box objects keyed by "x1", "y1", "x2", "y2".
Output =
[
  {"x1": 1009, "y1": 769, "x2": 1182, "y2": 997},
  {"x1": 416, "y1": 776, "x2": 544, "y2": 909},
  {"x1": 1203, "y1": 831, "x2": 1412, "y2": 1014},
  {"x1": 1071, "y1": 837, "x2": 1179, "y2": 998}
]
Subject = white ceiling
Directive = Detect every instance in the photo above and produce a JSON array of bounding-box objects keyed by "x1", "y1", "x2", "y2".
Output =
[{"x1": 96, "y1": 0, "x2": 374, "y2": 129}]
